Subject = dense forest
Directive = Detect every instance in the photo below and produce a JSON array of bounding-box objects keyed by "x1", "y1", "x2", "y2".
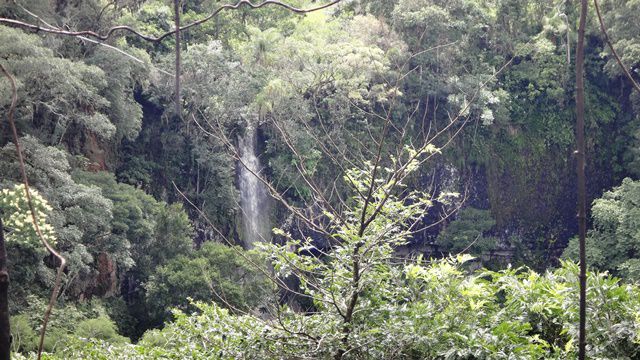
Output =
[{"x1": 1, "y1": 0, "x2": 640, "y2": 358}]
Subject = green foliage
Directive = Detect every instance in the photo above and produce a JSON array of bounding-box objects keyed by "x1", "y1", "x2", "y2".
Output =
[
  {"x1": 564, "y1": 178, "x2": 640, "y2": 278},
  {"x1": 86, "y1": 45, "x2": 149, "y2": 143},
  {"x1": 0, "y1": 137, "x2": 113, "y2": 299},
  {"x1": 73, "y1": 170, "x2": 194, "y2": 337},
  {"x1": 115, "y1": 156, "x2": 155, "y2": 189},
  {"x1": 124, "y1": 40, "x2": 243, "y2": 233},
  {"x1": 599, "y1": 0, "x2": 640, "y2": 81},
  {"x1": 0, "y1": 184, "x2": 56, "y2": 247},
  {"x1": 75, "y1": 317, "x2": 128, "y2": 344},
  {"x1": 237, "y1": 13, "x2": 405, "y2": 201},
  {"x1": 436, "y1": 207, "x2": 497, "y2": 255},
  {"x1": 73, "y1": 170, "x2": 193, "y2": 275},
  {"x1": 3, "y1": 0, "x2": 640, "y2": 358},
  {"x1": 10, "y1": 295, "x2": 127, "y2": 354},
  {"x1": 0, "y1": 26, "x2": 112, "y2": 143},
  {"x1": 145, "y1": 242, "x2": 272, "y2": 325},
  {"x1": 40, "y1": 259, "x2": 640, "y2": 359},
  {"x1": 9, "y1": 315, "x2": 38, "y2": 354},
  {"x1": 392, "y1": 0, "x2": 503, "y2": 118}
]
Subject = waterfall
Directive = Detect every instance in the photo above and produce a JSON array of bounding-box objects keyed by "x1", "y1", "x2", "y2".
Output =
[{"x1": 238, "y1": 125, "x2": 271, "y2": 248}]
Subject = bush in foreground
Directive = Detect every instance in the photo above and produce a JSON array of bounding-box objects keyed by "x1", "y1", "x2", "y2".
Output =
[{"x1": 33, "y1": 258, "x2": 640, "y2": 360}]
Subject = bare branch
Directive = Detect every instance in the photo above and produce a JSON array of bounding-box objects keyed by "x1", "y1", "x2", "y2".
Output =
[
  {"x1": 0, "y1": 0, "x2": 342, "y2": 42},
  {"x1": 192, "y1": 112, "x2": 332, "y2": 236},
  {"x1": 172, "y1": 181, "x2": 326, "y2": 303},
  {"x1": 594, "y1": 0, "x2": 640, "y2": 94},
  {"x1": 12, "y1": 0, "x2": 176, "y2": 75}
]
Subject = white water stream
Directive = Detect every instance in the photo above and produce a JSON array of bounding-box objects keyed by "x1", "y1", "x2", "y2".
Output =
[{"x1": 238, "y1": 125, "x2": 271, "y2": 248}]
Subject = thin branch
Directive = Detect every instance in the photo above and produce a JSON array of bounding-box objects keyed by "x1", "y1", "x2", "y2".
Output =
[
  {"x1": 270, "y1": 115, "x2": 347, "y2": 226},
  {"x1": 0, "y1": 0, "x2": 342, "y2": 42},
  {"x1": 12, "y1": 0, "x2": 176, "y2": 76},
  {"x1": 593, "y1": 0, "x2": 640, "y2": 93},
  {"x1": 193, "y1": 113, "x2": 332, "y2": 236},
  {"x1": 172, "y1": 181, "x2": 329, "y2": 304},
  {"x1": 361, "y1": 57, "x2": 516, "y2": 238}
]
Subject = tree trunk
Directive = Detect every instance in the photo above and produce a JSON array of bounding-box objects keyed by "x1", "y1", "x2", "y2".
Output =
[
  {"x1": 174, "y1": 0, "x2": 182, "y2": 117},
  {"x1": 0, "y1": 217, "x2": 11, "y2": 360},
  {"x1": 575, "y1": 0, "x2": 588, "y2": 358}
]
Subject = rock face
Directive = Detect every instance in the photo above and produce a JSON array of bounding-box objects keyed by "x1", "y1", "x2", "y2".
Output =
[
  {"x1": 75, "y1": 252, "x2": 118, "y2": 301},
  {"x1": 93, "y1": 252, "x2": 117, "y2": 297},
  {"x1": 85, "y1": 131, "x2": 108, "y2": 172}
]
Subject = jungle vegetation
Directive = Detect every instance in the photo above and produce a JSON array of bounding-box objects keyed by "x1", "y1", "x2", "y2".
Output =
[{"x1": 1, "y1": 0, "x2": 640, "y2": 358}]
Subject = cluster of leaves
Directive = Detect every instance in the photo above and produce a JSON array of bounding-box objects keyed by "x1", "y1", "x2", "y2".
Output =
[
  {"x1": 564, "y1": 177, "x2": 640, "y2": 279},
  {"x1": 231, "y1": 12, "x2": 408, "y2": 201},
  {"x1": 0, "y1": 184, "x2": 56, "y2": 248},
  {"x1": 144, "y1": 242, "x2": 273, "y2": 326},
  {"x1": 10, "y1": 295, "x2": 127, "y2": 354},
  {"x1": 30, "y1": 258, "x2": 640, "y2": 359},
  {"x1": 436, "y1": 207, "x2": 497, "y2": 254},
  {"x1": 0, "y1": 26, "x2": 147, "y2": 148},
  {"x1": 0, "y1": 137, "x2": 112, "y2": 300},
  {"x1": 71, "y1": 170, "x2": 197, "y2": 337},
  {"x1": 599, "y1": 0, "x2": 640, "y2": 81}
]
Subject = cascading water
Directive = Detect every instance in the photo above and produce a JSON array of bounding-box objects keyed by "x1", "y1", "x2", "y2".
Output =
[{"x1": 238, "y1": 125, "x2": 271, "y2": 248}]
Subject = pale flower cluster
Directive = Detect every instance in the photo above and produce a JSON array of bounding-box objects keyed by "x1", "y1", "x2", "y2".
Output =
[{"x1": 0, "y1": 184, "x2": 57, "y2": 246}]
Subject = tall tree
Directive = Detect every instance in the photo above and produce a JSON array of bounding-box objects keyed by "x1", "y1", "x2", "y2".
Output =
[{"x1": 575, "y1": 0, "x2": 588, "y2": 358}]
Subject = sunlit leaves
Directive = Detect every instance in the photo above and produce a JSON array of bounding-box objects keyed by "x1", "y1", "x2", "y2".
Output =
[
  {"x1": 41, "y1": 259, "x2": 640, "y2": 359},
  {"x1": 0, "y1": 184, "x2": 56, "y2": 247},
  {"x1": 564, "y1": 178, "x2": 640, "y2": 278}
]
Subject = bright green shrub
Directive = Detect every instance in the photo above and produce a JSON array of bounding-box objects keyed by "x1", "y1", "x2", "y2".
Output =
[{"x1": 42, "y1": 259, "x2": 640, "y2": 359}]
